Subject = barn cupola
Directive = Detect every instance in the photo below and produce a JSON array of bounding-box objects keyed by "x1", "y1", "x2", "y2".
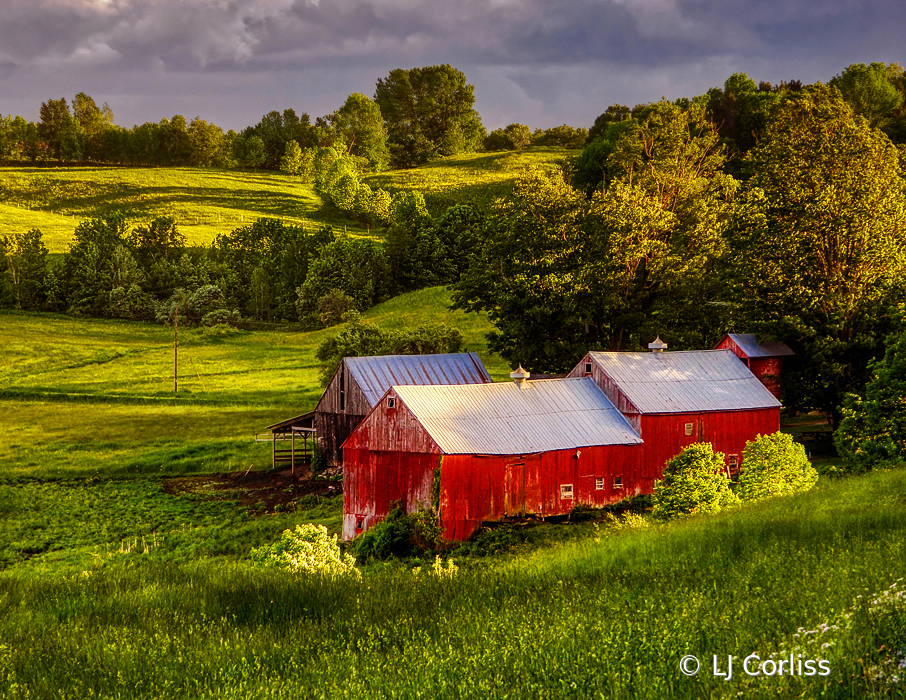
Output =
[
  {"x1": 510, "y1": 365, "x2": 530, "y2": 388},
  {"x1": 648, "y1": 337, "x2": 667, "y2": 352}
]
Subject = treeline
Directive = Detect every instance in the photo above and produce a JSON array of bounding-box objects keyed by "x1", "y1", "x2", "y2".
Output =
[{"x1": 0, "y1": 65, "x2": 588, "y2": 173}]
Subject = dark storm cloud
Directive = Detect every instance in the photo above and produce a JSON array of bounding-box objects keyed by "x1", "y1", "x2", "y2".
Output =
[{"x1": 0, "y1": 0, "x2": 903, "y2": 130}]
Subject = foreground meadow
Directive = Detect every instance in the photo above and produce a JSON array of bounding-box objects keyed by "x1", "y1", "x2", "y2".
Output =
[{"x1": 1, "y1": 295, "x2": 904, "y2": 698}]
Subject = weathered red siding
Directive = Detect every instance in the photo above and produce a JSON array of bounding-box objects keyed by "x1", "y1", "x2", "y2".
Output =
[
  {"x1": 437, "y1": 443, "x2": 646, "y2": 540},
  {"x1": 316, "y1": 363, "x2": 372, "y2": 465},
  {"x1": 714, "y1": 337, "x2": 784, "y2": 400},
  {"x1": 342, "y1": 394, "x2": 442, "y2": 540},
  {"x1": 638, "y1": 407, "x2": 780, "y2": 479}
]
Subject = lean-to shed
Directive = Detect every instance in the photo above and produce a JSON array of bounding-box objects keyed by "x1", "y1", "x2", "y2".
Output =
[
  {"x1": 714, "y1": 334, "x2": 794, "y2": 400},
  {"x1": 568, "y1": 349, "x2": 781, "y2": 478},
  {"x1": 315, "y1": 353, "x2": 492, "y2": 465},
  {"x1": 342, "y1": 376, "x2": 643, "y2": 541}
]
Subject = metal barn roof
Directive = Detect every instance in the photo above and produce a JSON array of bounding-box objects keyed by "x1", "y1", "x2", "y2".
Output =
[
  {"x1": 392, "y1": 377, "x2": 642, "y2": 455},
  {"x1": 722, "y1": 334, "x2": 795, "y2": 358},
  {"x1": 587, "y1": 349, "x2": 781, "y2": 414},
  {"x1": 346, "y1": 353, "x2": 492, "y2": 406}
]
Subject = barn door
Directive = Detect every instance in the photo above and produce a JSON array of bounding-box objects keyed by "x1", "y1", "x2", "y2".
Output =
[{"x1": 504, "y1": 455, "x2": 541, "y2": 516}]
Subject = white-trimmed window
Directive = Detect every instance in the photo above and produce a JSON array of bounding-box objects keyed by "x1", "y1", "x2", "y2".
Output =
[
  {"x1": 355, "y1": 516, "x2": 365, "y2": 530},
  {"x1": 727, "y1": 455, "x2": 739, "y2": 473},
  {"x1": 584, "y1": 362, "x2": 593, "y2": 375},
  {"x1": 560, "y1": 484, "x2": 574, "y2": 499},
  {"x1": 386, "y1": 396, "x2": 396, "y2": 409},
  {"x1": 684, "y1": 422, "x2": 694, "y2": 436},
  {"x1": 613, "y1": 476, "x2": 623, "y2": 489},
  {"x1": 595, "y1": 477, "x2": 605, "y2": 490}
]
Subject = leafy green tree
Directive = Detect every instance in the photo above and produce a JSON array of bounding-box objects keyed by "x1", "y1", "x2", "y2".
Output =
[
  {"x1": 72, "y1": 92, "x2": 115, "y2": 163},
  {"x1": 187, "y1": 117, "x2": 227, "y2": 166},
  {"x1": 241, "y1": 135, "x2": 266, "y2": 171},
  {"x1": 315, "y1": 312, "x2": 463, "y2": 386},
  {"x1": 835, "y1": 327, "x2": 906, "y2": 472},
  {"x1": 0, "y1": 229, "x2": 48, "y2": 309},
  {"x1": 38, "y1": 97, "x2": 71, "y2": 163},
  {"x1": 328, "y1": 93, "x2": 390, "y2": 171},
  {"x1": 737, "y1": 432, "x2": 818, "y2": 501},
  {"x1": 212, "y1": 218, "x2": 319, "y2": 319},
  {"x1": 531, "y1": 124, "x2": 588, "y2": 148},
  {"x1": 454, "y1": 102, "x2": 735, "y2": 373},
  {"x1": 586, "y1": 104, "x2": 631, "y2": 144},
  {"x1": 280, "y1": 140, "x2": 304, "y2": 177},
  {"x1": 830, "y1": 62, "x2": 904, "y2": 128},
  {"x1": 386, "y1": 191, "x2": 454, "y2": 293},
  {"x1": 484, "y1": 123, "x2": 532, "y2": 151},
  {"x1": 651, "y1": 443, "x2": 740, "y2": 520},
  {"x1": 242, "y1": 109, "x2": 314, "y2": 169},
  {"x1": 731, "y1": 87, "x2": 906, "y2": 418},
  {"x1": 57, "y1": 216, "x2": 130, "y2": 315},
  {"x1": 295, "y1": 237, "x2": 390, "y2": 323},
  {"x1": 375, "y1": 65, "x2": 485, "y2": 166}
]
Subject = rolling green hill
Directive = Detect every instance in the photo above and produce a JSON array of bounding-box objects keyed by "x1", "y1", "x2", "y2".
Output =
[{"x1": 0, "y1": 147, "x2": 575, "y2": 253}]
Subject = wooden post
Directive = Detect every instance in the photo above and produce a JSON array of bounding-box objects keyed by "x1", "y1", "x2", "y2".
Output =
[
  {"x1": 291, "y1": 430, "x2": 296, "y2": 477},
  {"x1": 174, "y1": 305, "x2": 178, "y2": 396},
  {"x1": 272, "y1": 432, "x2": 276, "y2": 469}
]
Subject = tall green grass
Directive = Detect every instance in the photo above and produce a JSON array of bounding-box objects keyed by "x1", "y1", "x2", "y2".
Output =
[{"x1": 0, "y1": 469, "x2": 903, "y2": 699}]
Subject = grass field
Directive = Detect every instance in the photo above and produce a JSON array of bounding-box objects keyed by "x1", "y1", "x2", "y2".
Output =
[
  {"x1": 1, "y1": 231, "x2": 904, "y2": 695},
  {"x1": 0, "y1": 167, "x2": 365, "y2": 253},
  {"x1": 0, "y1": 148, "x2": 575, "y2": 252},
  {"x1": 362, "y1": 146, "x2": 577, "y2": 213}
]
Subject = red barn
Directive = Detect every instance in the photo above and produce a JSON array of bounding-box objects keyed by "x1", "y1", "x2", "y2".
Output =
[
  {"x1": 342, "y1": 376, "x2": 643, "y2": 541},
  {"x1": 714, "y1": 333, "x2": 795, "y2": 400},
  {"x1": 313, "y1": 353, "x2": 492, "y2": 465},
  {"x1": 568, "y1": 349, "x2": 781, "y2": 478}
]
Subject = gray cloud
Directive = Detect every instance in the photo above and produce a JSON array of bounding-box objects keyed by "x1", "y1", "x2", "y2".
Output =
[{"x1": 0, "y1": 0, "x2": 903, "y2": 131}]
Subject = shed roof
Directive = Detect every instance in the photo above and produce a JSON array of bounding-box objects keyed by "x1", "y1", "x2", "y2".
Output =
[
  {"x1": 346, "y1": 352, "x2": 492, "y2": 407},
  {"x1": 587, "y1": 349, "x2": 781, "y2": 414},
  {"x1": 722, "y1": 333, "x2": 795, "y2": 358},
  {"x1": 391, "y1": 377, "x2": 642, "y2": 455}
]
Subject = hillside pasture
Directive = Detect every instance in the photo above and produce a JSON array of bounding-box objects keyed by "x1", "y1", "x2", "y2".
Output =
[{"x1": 0, "y1": 166, "x2": 367, "y2": 253}]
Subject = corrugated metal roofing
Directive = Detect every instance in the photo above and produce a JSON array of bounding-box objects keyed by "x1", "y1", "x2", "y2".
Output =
[
  {"x1": 392, "y1": 377, "x2": 643, "y2": 455},
  {"x1": 588, "y1": 349, "x2": 781, "y2": 414},
  {"x1": 724, "y1": 333, "x2": 795, "y2": 358},
  {"x1": 346, "y1": 353, "x2": 492, "y2": 406}
]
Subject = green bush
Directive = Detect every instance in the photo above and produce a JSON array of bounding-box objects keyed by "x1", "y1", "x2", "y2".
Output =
[
  {"x1": 836, "y1": 327, "x2": 906, "y2": 472},
  {"x1": 351, "y1": 504, "x2": 444, "y2": 562},
  {"x1": 250, "y1": 523, "x2": 360, "y2": 579},
  {"x1": 737, "y1": 432, "x2": 818, "y2": 502},
  {"x1": 651, "y1": 442, "x2": 740, "y2": 520}
]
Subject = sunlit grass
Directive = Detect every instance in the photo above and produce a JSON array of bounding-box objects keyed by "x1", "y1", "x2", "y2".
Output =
[{"x1": 0, "y1": 166, "x2": 368, "y2": 252}]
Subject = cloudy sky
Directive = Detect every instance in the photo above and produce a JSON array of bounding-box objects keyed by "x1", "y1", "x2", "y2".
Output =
[{"x1": 1, "y1": 0, "x2": 903, "y2": 132}]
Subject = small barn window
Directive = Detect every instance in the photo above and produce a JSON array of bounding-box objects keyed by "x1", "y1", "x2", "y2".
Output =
[
  {"x1": 560, "y1": 484, "x2": 574, "y2": 499},
  {"x1": 386, "y1": 396, "x2": 396, "y2": 409},
  {"x1": 595, "y1": 477, "x2": 605, "y2": 490},
  {"x1": 355, "y1": 516, "x2": 365, "y2": 530},
  {"x1": 684, "y1": 422, "x2": 694, "y2": 436},
  {"x1": 727, "y1": 455, "x2": 739, "y2": 474},
  {"x1": 613, "y1": 476, "x2": 623, "y2": 489},
  {"x1": 584, "y1": 362, "x2": 592, "y2": 375}
]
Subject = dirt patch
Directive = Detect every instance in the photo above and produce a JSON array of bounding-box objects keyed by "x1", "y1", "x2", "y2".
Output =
[{"x1": 162, "y1": 467, "x2": 342, "y2": 513}]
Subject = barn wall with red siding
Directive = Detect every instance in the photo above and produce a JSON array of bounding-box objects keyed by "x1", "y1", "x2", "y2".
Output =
[
  {"x1": 639, "y1": 407, "x2": 780, "y2": 479},
  {"x1": 750, "y1": 357, "x2": 783, "y2": 400},
  {"x1": 437, "y1": 444, "x2": 647, "y2": 540},
  {"x1": 342, "y1": 396, "x2": 441, "y2": 540}
]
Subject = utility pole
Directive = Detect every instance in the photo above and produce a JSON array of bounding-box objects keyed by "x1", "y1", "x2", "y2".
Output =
[{"x1": 174, "y1": 305, "x2": 178, "y2": 397}]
